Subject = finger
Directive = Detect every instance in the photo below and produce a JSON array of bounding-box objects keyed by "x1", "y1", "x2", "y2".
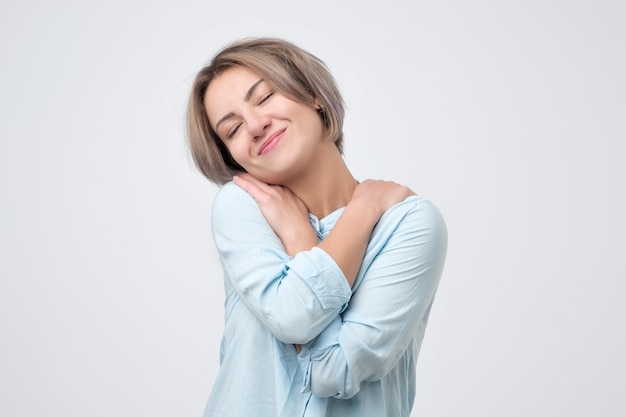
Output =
[
  {"x1": 237, "y1": 173, "x2": 278, "y2": 192},
  {"x1": 234, "y1": 172, "x2": 262, "y2": 187},
  {"x1": 233, "y1": 174, "x2": 270, "y2": 201}
]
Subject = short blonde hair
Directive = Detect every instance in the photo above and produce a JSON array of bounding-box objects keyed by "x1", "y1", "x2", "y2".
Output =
[{"x1": 186, "y1": 37, "x2": 345, "y2": 185}]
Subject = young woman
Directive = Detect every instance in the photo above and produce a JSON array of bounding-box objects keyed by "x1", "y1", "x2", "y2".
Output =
[{"x1": 187, "y1": 37, "x2": 447, "y2": 417}]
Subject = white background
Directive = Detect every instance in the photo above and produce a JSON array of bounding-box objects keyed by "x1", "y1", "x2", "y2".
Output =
[{"x1": 1, "y1": 1, "x2": 624, "y2": 416}]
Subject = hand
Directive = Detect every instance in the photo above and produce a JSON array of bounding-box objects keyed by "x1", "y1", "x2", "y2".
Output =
[
  {"x1": 233, "y1": 173, "x2": 318, "y2": 255},
  {"x1": 350, "y1": 179, "x2": 415, "y2": 218}
]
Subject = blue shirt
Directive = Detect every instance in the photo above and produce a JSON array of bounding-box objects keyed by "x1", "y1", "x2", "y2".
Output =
[{"x1": 203, "y1": 181, "x2": 447, "y2": 417}]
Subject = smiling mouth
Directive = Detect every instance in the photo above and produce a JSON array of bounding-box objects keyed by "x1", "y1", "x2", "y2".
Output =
[{"x1": 258, "y1": 128, "x2": 286, "y2": 155}]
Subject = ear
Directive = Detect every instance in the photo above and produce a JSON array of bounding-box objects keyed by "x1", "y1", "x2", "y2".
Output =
[{"x1": 315, "y1": 101, "x2": 329, "y2": 127}]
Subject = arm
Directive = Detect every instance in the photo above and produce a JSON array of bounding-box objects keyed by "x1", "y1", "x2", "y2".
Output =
[
  {"x1": 213, "y1": 176, "x2": 414, "y2": 346},
  {"x1": 233, "y1": 173, "x2": 414, "y2": 287},
  {"x1": 316, "y1": 187, "x2": 396, "y2": 287},
  {"x1": 297, "y1": 197, "x2": 448, "y2": 399},
  {"x1": 212, "y1": 182, "x2": 350, "y2": 344}
]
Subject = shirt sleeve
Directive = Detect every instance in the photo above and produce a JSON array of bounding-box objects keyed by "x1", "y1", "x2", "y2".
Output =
[
  {"x1": 297, "y1": 196, "x2": 448, "y2": 399},
  {"x1": 211, "y1": 181, "x2": 352, "y2": 344}
]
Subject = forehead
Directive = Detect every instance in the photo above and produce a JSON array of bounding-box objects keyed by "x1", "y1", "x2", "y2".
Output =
[{"x1": 204, "y1": 66, "x2": 263, "y2": 115}]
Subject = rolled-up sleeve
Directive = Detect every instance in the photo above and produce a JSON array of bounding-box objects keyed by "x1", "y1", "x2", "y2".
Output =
[
  {"x1": 297, "y1": 197, "x2": 448, "y2": 398},
  {"x1": 211, "y1": 182, "x2": 352, "y2": 344}
]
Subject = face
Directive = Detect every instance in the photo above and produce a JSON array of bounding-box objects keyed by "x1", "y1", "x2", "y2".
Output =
[{"x1": 203, "y1": 66, "x2": 327, "y2": 184}]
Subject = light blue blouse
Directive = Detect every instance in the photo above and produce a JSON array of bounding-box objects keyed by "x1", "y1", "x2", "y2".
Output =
[{"x1": 202, "y1": 181, "x2": 447, "y2": 417}]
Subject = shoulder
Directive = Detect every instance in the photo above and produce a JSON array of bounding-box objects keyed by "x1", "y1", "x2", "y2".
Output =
[
  {"x1": 375, "y1": 195, "x2": 448, "y2": 255},
  {"x1": 368, "y1": 194, "x2": 446, "y2": 242},
  {"x1": 379, "y1": 195, "x2": 448, "y2": 268},
  {"x1": 211, "y1": 181, "x2": 263, "y2": 225},
  {"x1": 388, "y1": 195, "x2": 446, "y2": 232},
  {"x1": 210, "y1": 181, "x2": 282, "y2": 249},
  {"x1": 212, "y1": 181, "x2": 256, "y2": 213},
  {"x1": 213, "y1": 181, "x2": 253, "y2": 205}
]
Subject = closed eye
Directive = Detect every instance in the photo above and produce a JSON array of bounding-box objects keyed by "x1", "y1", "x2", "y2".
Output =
[
  {"x1": 259, "y1": 92, "x2": 273, "y2": 105},
  {"x1": 227, "y1": 123, "x2": 242, "y2": 139}
]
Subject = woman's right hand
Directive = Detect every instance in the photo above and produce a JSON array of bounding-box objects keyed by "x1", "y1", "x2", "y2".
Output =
[
  {"x1": 315, "y1": 179, "x2": 414, "y2": 286},
  {"x1": 350, "y1": 179, "x2": 415, "y2": 219}
]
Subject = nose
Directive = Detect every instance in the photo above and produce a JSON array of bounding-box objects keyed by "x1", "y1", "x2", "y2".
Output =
[{"x1": 246, "y1": 111, "x2": 271, "y2": 141}]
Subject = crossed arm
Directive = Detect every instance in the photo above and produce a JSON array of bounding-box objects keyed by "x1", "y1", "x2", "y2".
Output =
[
  {"x1": 232, "y1": 173, "x2": 415, "y2": 287},
  {"x1": 211, "y1": 174, "x2": 446, "y2": 396}
]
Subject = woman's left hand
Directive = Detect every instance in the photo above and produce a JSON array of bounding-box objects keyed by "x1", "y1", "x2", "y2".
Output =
[{"x1": 233, "y1": 173, "x2": 318, "y2": 256}]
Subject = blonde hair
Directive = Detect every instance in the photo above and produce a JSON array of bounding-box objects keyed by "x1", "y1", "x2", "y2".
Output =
[{"x1": 186, "y1": 37, "x2": 345, "y2": 185}]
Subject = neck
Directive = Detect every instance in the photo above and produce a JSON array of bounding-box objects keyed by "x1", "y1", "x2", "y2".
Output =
[{"x1": 284, "y1": 146, "x2": 358, "y2": 219}]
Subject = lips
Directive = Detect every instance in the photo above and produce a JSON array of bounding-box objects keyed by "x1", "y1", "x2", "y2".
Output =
[{"x1": 258, "y1": 128, "x2": 286, "y2": 155}]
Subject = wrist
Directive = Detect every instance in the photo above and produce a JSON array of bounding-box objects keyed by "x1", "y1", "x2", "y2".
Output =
[
  {"x1": 344, "y1": 199, "x2": 382, "y2": 227},
  {"x1": 280, "y1": 226, "x2": 318, "y2": 256}
]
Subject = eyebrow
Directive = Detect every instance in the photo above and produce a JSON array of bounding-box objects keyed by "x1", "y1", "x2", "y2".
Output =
[
  {"x1": 245, "y1": 78, "x2": 264, "y2": 101},
  {"x1": 214, "y1": 78, "x2": 265, "y2": 132}
]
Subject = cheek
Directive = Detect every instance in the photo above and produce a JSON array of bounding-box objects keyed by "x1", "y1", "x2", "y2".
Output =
[
  {"x1": 301, "y1": 112, "x2": 325, "y2": 136},
  {"x1": 223, "y1": 140, "x2": 248, "y2": 165}
]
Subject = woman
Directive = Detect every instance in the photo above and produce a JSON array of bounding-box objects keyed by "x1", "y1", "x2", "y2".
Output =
[{"x1": 187, "y1": 37, "x2": 447, "y2": 417}]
